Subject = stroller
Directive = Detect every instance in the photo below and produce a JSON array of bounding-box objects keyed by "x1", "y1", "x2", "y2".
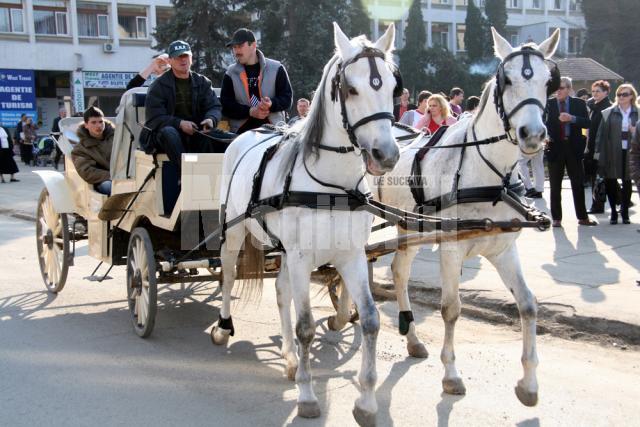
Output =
[{"x1": 32, "y1": 136, "x2": 55, "y2": 167}]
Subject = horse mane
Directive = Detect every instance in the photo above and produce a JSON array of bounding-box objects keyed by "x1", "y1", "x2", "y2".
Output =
[{"x1": 472, "y1": 77, "x2": 496, "y2": 129}]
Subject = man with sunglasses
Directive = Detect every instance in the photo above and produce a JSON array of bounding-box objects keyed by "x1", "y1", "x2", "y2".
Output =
[{"x1": 545, "y1": 76, "x2": 595, "y2": 227}]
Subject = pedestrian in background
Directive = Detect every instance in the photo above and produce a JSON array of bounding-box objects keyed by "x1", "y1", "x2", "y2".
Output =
[
  {"x1": 415, "y1": 94, "x2": 457, "y2": 135},
  {"x1": 0, "y1": 125, "x2": 19, "y2": 182},
  {"x1": 585, "y1": 80, "x2": 612, "y2": 214},
  {"x1": 14, "y1": 113, "x2": 26, "y2": 163},
  {"x1": 393, "y1": 88, "x2": 416, "y2": 122},
  {"x1": 22, "y1": 117, "x2": 38, "y2": 166},
  {"x1": 399, "y1": 90, "x2": 431, "y2": 128},
  {"x1": 51, "y1": 107, "x2": 67, "y2": 170},
  {"x1": 449, "y1": 87, "x2": 464, "y2": 118},
  {"x1": 595, "y1": 83, "x2": 638, "y2": 224},
  {"x1": 545, "y1": 76, "x2": 594, "y2": 227}
]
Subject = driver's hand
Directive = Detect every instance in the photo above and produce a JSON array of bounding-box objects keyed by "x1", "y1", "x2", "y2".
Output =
[
  {"x1": 180, "y1": 120, "x2": 197, "y2": 135},
  {"x1": 200, "y1": 119, "x2": 214, "y2": 130}
]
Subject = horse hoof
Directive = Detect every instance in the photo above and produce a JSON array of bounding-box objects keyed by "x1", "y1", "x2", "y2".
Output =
[
  {"x1": 352, "y1": 406, "x2": 377, "y2": 427},
  {"x1": 297, "y1": 401, "x2": 321, "y2": 418},
  {"x1": 515, "y1": 384, "x2": 538, "y2": 407},
  {"x1": 285, "y1": 364, "x2": 297, "y2": 381},
  {"x1": 327, "y1": 315, "x2": 345, "y2": 331},
  {"x1": 210, "y1": 326, "x2": 230, "y2": 346},
  {"x1": 407, "y1": 342, "x2": 429, "y2": 359},
  {"x1": 442, "y1": 377, "x2": 466, "y2": 395}
]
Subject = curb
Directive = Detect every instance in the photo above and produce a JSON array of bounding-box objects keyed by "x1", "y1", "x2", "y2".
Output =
[
  {"x1": 374, "y1": 282, "x2": 640, "y2": 347},
  {"x1": 0, "y1": 208, "x2": 36, "y2": 222}
]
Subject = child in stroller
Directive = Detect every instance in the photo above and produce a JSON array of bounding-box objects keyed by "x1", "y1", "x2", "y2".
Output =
[{"x1": 32, "y1": 136, "x2": 55, "y2": 167}]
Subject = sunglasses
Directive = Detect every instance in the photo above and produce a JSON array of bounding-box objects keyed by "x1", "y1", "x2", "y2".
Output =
[{"x1": 617, "y1": 92, "x2": 632, "y2": 98}]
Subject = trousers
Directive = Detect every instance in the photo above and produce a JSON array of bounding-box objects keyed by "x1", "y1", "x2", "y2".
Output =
[
  {"x1": 518, "y1": 150, "x2": 545, "y2": 192},
  {"x1": 548, "y1": 142, "x2": 588, "y2": 221},
  {"x1": 154, "y1": 126, "x2": 227, "y2": 171}
]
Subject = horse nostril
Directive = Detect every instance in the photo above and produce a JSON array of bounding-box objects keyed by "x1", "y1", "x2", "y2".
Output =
[
  {"x1": 371, "y1": 149, "x2": 383, "y2": 161},
  {"x1": 518, "y1": 127, "x2": 529, "y2": 140},
  {"x1": 538, "y1": 129, "x2": 547, "y2": 140}
]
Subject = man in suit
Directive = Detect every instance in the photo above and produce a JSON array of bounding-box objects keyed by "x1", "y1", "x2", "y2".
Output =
[{"x1": 545, "y1": 76, "x2": 596, "y2": 227}]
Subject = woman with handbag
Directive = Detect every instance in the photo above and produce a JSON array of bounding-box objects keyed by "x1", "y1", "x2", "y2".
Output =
[
  {"x1": 0, "y1": 125, "x2": 19, "y2": 182},
  {"x1": 595, "y1": 83, "x2": 638, "y2": 224},
  {"x1": 21, "y1": 117, "x2": 38, "y2": 166}
]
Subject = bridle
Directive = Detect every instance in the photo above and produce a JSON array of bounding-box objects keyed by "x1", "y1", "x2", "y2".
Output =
[
  {"x1": 493, "y1": 46, "x2": 560, "y2": 135},
  {"x1": 329, "y1": 47, "x2": 397, "y2": 151}
]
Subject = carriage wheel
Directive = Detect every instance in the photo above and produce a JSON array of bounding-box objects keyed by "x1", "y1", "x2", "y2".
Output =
[
  {"x1": 126, "y1": 227, "x2": 158, "y2": 338},
  {"x1": 36, "y1": 188, "x2": 70, "y2": 293}
]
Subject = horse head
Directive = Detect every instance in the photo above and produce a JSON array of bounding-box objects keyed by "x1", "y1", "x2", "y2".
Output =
[
  {"x1": 330, "y1": 23, "x2": 400, "y2": 175},
  {"x1": 491, "y1": 27, "x2": 560, "y2": 156}
]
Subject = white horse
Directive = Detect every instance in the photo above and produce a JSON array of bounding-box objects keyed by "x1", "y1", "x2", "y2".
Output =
[
  {"x1": 212, "y1": 23, "x2": 400, "y2": 425},
  {"x1": 333, "y1": 28, "x2": 560, "y2": 407}
]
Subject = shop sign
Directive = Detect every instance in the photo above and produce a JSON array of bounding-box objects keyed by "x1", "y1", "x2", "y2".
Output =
[
  {"x1": 83, "y1": 71, "x2": 138, "y2": 89},
  {"x1": 0, "y1": 69, "x2": 37, "y2": 126},
  {"x1": 72, "y1": 71, "x2": 85, "y2": 114}
]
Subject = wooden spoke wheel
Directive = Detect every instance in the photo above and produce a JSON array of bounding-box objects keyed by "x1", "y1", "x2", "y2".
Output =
[
  {"x1": 126, "y1": 228, "x2": 158, "y2": 338},
  {"x1": 36, "y1": 188, "x2": 70, "y2": 293}
]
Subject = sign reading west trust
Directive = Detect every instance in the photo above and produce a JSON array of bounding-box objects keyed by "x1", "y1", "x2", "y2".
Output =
[
  {"x1": 0, "y1": 69, "x2": 36, "y2": 126},
  {"x1": 83, "y1": 71, "x2": 138, "y2": 89}
]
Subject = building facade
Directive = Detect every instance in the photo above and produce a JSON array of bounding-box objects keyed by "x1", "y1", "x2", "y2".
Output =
[
  {"x1": 367, "y1": 0, "x2": 585, "y2": 57},
  {"x1": 0, "y1": 0, "x2": 173, "y2": 130}
]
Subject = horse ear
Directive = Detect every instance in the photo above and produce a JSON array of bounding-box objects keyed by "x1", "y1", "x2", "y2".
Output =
[
  {"x1": 538, "y1": 28, "x2": 560, "y2": 59},
  {"x1": 491, "y1": 27, "x2": 513, "y2": 60},
  {"x1": 374, "y1": 23, "x2": 395, "y2": 53},
  {"x1": 333, "y1": 22, "x2": 354, "y2": 60}
]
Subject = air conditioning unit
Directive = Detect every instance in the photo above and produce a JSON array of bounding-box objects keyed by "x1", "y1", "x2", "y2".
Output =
[{"x1": 103, "y1": 42, "x2": 116, "y2": 53}]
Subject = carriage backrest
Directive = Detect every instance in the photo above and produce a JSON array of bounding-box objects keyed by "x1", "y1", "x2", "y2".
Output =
[{"x1": 111, "y1": 87, "x2": 148, "y2": 180}]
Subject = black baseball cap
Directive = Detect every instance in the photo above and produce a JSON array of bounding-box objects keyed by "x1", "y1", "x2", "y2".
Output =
[
  {"x1": 168, "y1": 40, "x2": 191, "y2": 58},
  {"x1": 226, "y1": 28, "x2": 256, "y2": 47}
]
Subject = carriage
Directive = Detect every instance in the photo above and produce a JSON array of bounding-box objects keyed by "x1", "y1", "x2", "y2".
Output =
[{"x1": 33, "y1": 87, "x2": 237, "y2": 337}]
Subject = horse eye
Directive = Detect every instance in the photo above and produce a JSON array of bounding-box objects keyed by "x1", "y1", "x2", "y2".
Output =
[{"x1": 348, "y1": 87, "x2": 359, "y2": 96}]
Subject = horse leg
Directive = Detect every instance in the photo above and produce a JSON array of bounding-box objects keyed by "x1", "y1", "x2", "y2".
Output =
[
  {"x1": 275, "y1": 255, "x2": 298, "y2": 381},
  {"x1": 335, "y1": 252, "x2": 379, "y2": 427},
  {"x1": 439, "y1": 246, "x2": 466, "y2": 395},
  {"x1": 486, "y1": 244, "x2": 539, "y2": 407},
  {"x1": 211, "y1": 226, "x2": 243, "y2": 345},
  {"x1": 391, "y1": 242, "x2": 429, "y2": 358},
  {"x1": 288, "y1": 259, "x2": 320, "y2": 418},
  {"x1": 327, "y1": 276, "x2": 353, "y2": 331}
]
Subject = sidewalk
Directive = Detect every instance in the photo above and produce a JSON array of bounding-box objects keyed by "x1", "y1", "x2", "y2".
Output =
[{"x1": 2, "y1": 163, "x2": 640, "y2": 344}]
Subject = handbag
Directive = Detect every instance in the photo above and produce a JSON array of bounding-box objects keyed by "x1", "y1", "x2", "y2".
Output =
[{"x1": 593, "y1": 176, "x2": 607, "y2": 204}]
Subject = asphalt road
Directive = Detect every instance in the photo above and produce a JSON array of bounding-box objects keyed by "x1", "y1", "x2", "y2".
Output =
[{"x1": 1, "y1": 214, "x2": 639, "y2": 427}]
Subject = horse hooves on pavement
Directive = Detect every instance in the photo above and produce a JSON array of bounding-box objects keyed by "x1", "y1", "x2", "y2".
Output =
[
  {"x1": 515, "y1": 385, "x2": 538, "y2": 407},
  {"x1": 407, "y1": 342, "x2": 429, "y2": 359},
  {"x1": 210, "y1": 326, "x2": 230, "y2": 346},
  {"x1": 352, "y1": 406, "x2": 377, "y2": 427},
  {"x1": 442, "y1": 377, "x2": 467, "y2": 395},
  {"x1": 297, "y1": 401, "x2": 321, "y2": 418}
]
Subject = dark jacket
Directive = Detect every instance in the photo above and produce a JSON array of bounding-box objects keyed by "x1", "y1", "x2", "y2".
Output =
[
  {"x1": 544, "y1": 96, "x2": 590, "y2": 162},
  {"x1": 595, "y1": 105, "x2": 638, "y2": 180},
  {"x1": 630, "y1": 120, "x2": 640, "y2": 183},
  {"x1": 140, "y1": 70, "x2": 222, "y2": 151},
  {"x1": 72, "y1": 121, "x2": 114, "y2": 184},
  {"x1": 586, "y1": 96, "x2": 612, "y2": 158}
]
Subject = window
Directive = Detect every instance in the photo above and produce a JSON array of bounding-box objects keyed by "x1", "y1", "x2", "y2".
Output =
[
  {"x1": 456, "y1": 0, "x2": 468, "y2": 6},
  {"x1": 509, "y1": 0, "x2": 520, "y2": 7},
  {"x1": 0, "y1": 5, "x2": 23, "y2": 33},
  {"x1": 553, "y1": 0, "x2": 563, "y2": 9},
  {"x1": 510, "y1": 33, "x2": 519, "y2": 46},
  {"x1": 530, "y1": 0, "x2": 542, "y2": 8},
  {"x1": 432, "y1": 0, "x2": 450, "y2": 5},
  {"x1": 155, "y1": 7, "x2": 174, "y2": 29},
  {"x1": 456, "y1": 24, "x2": 466, "y2": 51},
  {"x1": 569, "y1": 0, "x2": 580, "y2": 11},
  {"x1": 118, "y1": 6, "x2": 147, "y2": 39},
  {"x1": 432, "y1": 23, "x2": 449, "y2": 50},
  {"x1": 568, "y1": 29, "x2": 581, "y2": 53},
  {"x1": 78, "y1": 2, "x2": 109, "y2": 38},
  {"x1": 33, "y1": 0, "x2": 67, "y2": 35}
]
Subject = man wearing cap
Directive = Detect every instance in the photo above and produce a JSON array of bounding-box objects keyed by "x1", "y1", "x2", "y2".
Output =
[
  {"x1": 140, "y1": 40, "x2": 222, "y2": 170},
  {"x1": 221, "y1": 28, "x2": 292, "y2": 133}
]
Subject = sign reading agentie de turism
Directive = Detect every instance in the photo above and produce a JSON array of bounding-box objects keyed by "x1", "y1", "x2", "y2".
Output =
[
  {"x1": 0, "y1": 69, "x2": 37, "y2": 126},
  {"x1": 83, "y1": 71, "x2": 138, "y2": 89}
]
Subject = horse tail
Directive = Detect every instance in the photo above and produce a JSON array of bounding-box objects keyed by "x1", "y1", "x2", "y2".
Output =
[{"x1": 237, "y1": 233, "x2": 265, "y2": 302}]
